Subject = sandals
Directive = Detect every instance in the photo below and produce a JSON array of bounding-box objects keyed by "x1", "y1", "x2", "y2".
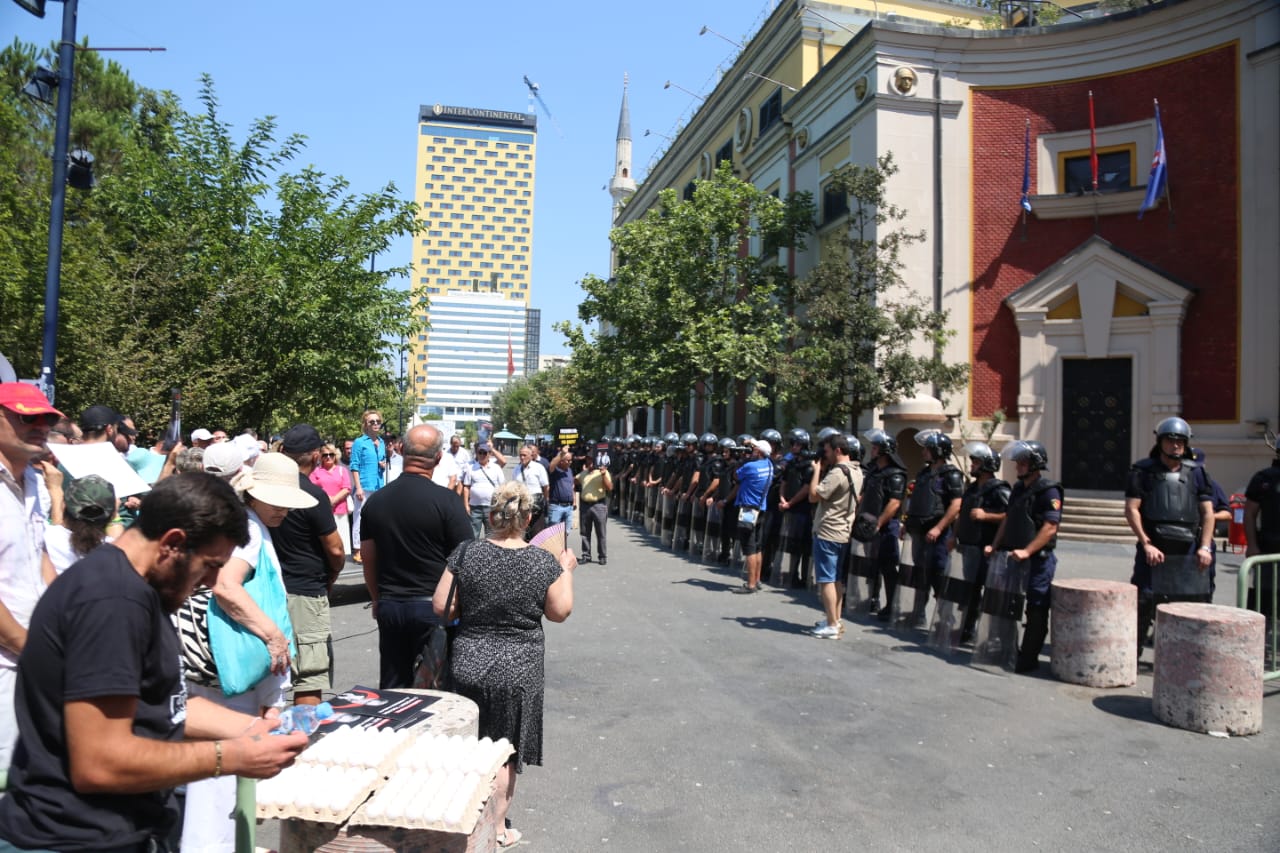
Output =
[{"x1": 498, "y1": 827, "x2": 524, "y2": 848}]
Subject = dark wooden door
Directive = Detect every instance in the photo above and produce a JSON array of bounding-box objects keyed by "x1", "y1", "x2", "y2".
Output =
[{"x1": 1061, "y1": 358, "x2": 1132, "y2": 491}]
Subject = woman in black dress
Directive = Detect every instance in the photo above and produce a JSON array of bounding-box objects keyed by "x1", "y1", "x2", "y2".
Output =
[{"x1": 434, "y1": 480, "x2": 576, "y2": 848}]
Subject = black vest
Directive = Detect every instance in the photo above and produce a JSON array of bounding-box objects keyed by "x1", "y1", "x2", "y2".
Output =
[
  {"x1": 1253, "y1": 463, "x2": 1280, "y2": 546},
  {"x1": 1004, "y1": 477, "x2": 1062, "y2": 551},
  {"x1": 1134, "y1": 458, "x2": 1201, "y2": 527},
  {"x1": 956, "y1": 478, "x2": 1011, "y2": 547},
  {"x1": 858, "y1": 464, "x2": 907, "y2": 519}
]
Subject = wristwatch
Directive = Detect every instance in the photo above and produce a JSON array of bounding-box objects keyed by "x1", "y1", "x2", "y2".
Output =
[{"x1": 1198, "y1": 545, "x2": 1212, "y2": 553}]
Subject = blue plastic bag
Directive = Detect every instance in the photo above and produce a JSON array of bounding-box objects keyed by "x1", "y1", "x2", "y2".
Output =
[{"x1": 208, "y1": 540, "x2": 295, "y2": 696}]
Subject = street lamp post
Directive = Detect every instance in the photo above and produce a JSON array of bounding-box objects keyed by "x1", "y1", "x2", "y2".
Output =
[{"x1": 35, "y1": 0, "x2": 79, "y2": 403}]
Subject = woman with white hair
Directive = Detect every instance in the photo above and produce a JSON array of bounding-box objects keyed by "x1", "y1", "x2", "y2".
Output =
[
  {"x1": 433, "y1": 481, "x2": 576, "y2": 849},
  {"x1": 177, "y1": 453, "x2": 317, "y2": 853}
]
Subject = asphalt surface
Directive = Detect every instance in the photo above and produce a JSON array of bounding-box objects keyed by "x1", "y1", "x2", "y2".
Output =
[{"x1": 274, "y1": 512, "x2": 1278, "y2": 852}]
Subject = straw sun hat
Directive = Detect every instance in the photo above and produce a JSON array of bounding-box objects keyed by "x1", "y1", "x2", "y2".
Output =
[{"x1": 240, "y1": 452, "x2": 318, "y2": 509}]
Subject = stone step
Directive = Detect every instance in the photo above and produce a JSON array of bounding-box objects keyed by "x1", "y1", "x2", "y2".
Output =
[
  {"x1": 1066, "y1": 498, "x2": 1127, "y2": 510},
  {"x1": 1059, "y1": 520, "x2": 1130, "y2": 536},
  {"x1": 1057, "y1": 530, "x2": 1136, "y2": 544}
]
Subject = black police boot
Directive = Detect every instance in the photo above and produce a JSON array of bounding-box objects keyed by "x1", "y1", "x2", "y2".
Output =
[
  {"x1": 1136, "y1": 594, "x2": 1157, "y2": 659},
  {"x1": 1016, "y1": 606, "x2": 1050, "y2": 673}
]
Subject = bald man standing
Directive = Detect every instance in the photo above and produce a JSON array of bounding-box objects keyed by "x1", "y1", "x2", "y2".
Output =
[{"x1": 359, "y1": 425, "x2": 474, "y2": 689}]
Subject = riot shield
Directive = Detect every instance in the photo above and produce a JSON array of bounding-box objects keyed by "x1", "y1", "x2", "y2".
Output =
[
  {"x1": 674, "y1": 495, "x2": 692, "y2": 551},
  {"x1": 660, "y1": 492, "x2": 677, "y2": 547},
  {"x1": 930, "y1": 544, "x2": 981, "y2": 654},
  {"x1": 891, "y1": 532, "x2": 932, "y2": 632},
  {"x1": 781, "y1": 511, "x2": 813, "y2": 588},
  {"x1": 690, "y1": 497, "x2": 707, "y2": 554},
  {"x1": 972, "y1": 551, "x2": 1028, "y2": 670},
  {"x1": 703, "y1": 503, "x2": 723, "y2": 563},
  {"x1": 844, "y1": 539, "x2": 878, "y2": 617},
  {"x1": 644, "y1": 484, "x2": 659, "y2": 535},
  {"x1": 1150, "y1": 551, "x2": 1212, "y2": 598}
]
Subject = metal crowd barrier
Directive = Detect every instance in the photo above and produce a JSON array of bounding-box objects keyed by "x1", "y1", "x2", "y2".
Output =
[{"x1": 1236, "y1": 554, "x2": 1279, "y2": 682}]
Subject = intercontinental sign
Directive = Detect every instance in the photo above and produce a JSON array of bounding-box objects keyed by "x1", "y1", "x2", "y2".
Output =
[{"x1": 418, "y1": 104, "x2": 537, "y2": 130}]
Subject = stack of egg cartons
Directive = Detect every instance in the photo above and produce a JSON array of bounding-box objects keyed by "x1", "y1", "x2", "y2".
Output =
[
  {"x1": 356, "y1": 734, "x2": 513, "y2": 833},
  {"x1": 256, "y1": 725, "x2": 414, "y2": 823}
]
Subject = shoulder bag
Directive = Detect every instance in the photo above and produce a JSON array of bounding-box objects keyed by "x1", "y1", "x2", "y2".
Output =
[
  {"x1": 208, "y1": 542, "x2": 296, "y2": 696},
  {"x1": 413, "y1": 540, "x2": 471, "y2": 691}
]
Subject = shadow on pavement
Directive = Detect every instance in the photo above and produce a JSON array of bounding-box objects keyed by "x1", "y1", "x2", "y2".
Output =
[
  {"x1": 722, "y1": 615, "x2": 812, "y2": 634},
  {"x1": 673, "y1": 577, "x2": 740, "y2": 593},
  {"x1": 1092, "y1": 694, "x2": 1162, "y2": 725}
]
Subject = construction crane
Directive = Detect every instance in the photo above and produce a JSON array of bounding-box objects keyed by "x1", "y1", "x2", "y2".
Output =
[{"x1": 522, "y1": 75, "x2": 564, "y2": 137}]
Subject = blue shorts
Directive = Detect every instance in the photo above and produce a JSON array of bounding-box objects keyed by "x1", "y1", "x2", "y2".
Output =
[{"x1": 812, "y1": 537, "x2": 849, "y2": 584}]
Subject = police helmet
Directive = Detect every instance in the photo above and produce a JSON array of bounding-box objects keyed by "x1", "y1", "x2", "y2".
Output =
[
  {"x1": 844, "y1": 433, "x2": 864, "y2": 462},
  {"x1": 1154, "y1": 416, "x2": 1192, "y2": 443},
  {"x1": 760, "y1": 428, "x2": 783, "y2": 446},
  {"x1": 815, "y1": 427, "x2": 840, "y2": 446},
  {"x1": 681, "y1": 432, "x2": 698, "y2": 446},
  {"x1": 787, "y1": 428, "x2": 811, "y2": 449},
  {"x1": 862, "y1": 428, "x2": 896, "y2": 455},
  {"x1": 914, "y1": 429, "x2": 953, "y2": 460},
  {"x1": 663, "y1": 431, "x2": 680, "y2": 445},
  {"x1": 965, "y1": 441, "x2": 1000, "y2": 473},
  {"x1": 718, "y1": 436, "x2": 736, "y2": 451},
  {"x1": 699, "y1": 432, "x2": 718, "y2": 447},
  {"x1": 736, "y1": 433, "x2": 754, "y2": 449},
  {"x1": 1004, "y1": 440, "x2": 1049, "y2": 471},
  {"x1": 642, "y1": 436, "x2": 654, "y2": 448}
]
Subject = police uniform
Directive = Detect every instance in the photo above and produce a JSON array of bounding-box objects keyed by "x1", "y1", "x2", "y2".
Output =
[
  {"x1": 859, "y1": 460, "x2": 908, "y2": 619},
  {"x1": 954, "y1": 476, "x2": 1011, "y2": 641},
  {"x1": 904, "y1": 461, "x2": 966, "y2": 619},
  {"x1": 780, "y1": 452, "x2": 815, "y2": 587},
  {"x1": 761, "y1": 454, "x2": 785, "y2": 579},
  {"x1": 1001, "y1": 474, "x2": 1064, "y2": 672},
  {"x1": 1127, "y1": 453, "x2": 1213, "y2": 648},
  {"x1": 1244, "y1": 458, "x2": 1280, "y2": 619}
]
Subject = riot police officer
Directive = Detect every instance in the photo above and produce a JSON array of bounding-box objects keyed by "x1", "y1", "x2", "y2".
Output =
[
  {"x1": 701, "y1": 437, "x2": 735, "y2": 561},
  {"x1": 953, "y1": 442, "x2": 1011, "y2": 643},
  {"x1": 985, "y1": 440, "x2": 1063, "y2": 673},
  {"x1": 860, "y1": 429, "x2": 909, "y2": 620},
  {"x1": 759, "y1": 428, "x2": 786, "y2": 579},
  {"x1": 902, "y1": 431, "x2": 965, "y2": 627},
  {"x1": 779, "y1": 428, "x2": 816, "y2": 587},
  {"x1": 608, "y1": 437, "x2": 626, "y2": 516},
  {"x1": 1243, "y1": 438, "x2": 1280, "y2": 620},
  {"x1": 1125, "y1": 417, "x2": 1215, "y2": 656},
  {"x1": 672, "y1": 432, "x2": 701, "y2": 551},
  {"x1": 690, "y1": 432, "x2": 718, "y2": 554}
]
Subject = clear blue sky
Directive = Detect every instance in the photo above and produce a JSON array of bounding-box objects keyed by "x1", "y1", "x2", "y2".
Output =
[{"x1": 10, "y1": 0, "x2": 781, "y2": 354}]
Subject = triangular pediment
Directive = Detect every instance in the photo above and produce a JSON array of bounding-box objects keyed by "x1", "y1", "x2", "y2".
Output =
[
  {"x1": 1005, "y1": 236, "x2": 1196, "y2": 359},
  {"x1": 1006, "y1": 236, "x2": 1196, "y2": 313}
]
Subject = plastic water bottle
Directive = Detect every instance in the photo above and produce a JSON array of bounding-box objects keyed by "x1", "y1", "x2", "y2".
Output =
[{"x1": 272, "y1": 701, "x2": 334, "y2": 736}]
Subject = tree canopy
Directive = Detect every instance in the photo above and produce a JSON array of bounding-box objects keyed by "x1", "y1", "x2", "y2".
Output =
[
  {"x1": 1, "y1": 40, "x2": 422, "y2": 439},
  {"x1": 560, "y1": 156, "x2": 966, "y2": 431}
]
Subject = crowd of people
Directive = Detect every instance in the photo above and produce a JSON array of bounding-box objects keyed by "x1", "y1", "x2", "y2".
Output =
[
  {"x1": 0, "y1": 388, "x2": 582, "y2": 852},
  {"x1": 601, "y1": 420, "x2": 1278, "y2": 671}
]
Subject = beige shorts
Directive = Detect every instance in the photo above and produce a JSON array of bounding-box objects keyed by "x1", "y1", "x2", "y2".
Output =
[{"x1": 287, "y1": 593, "x2": 333, "y2": 693}]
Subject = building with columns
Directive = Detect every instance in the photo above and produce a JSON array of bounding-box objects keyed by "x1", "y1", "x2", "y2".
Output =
[{"x1": 608, "y1": 0, "x2": 1277, "y2": 492}]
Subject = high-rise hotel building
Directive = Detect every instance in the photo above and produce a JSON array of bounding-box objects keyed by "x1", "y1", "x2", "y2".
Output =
[{"x1": 411, "y1": 104, "x2": 538, "y2": 421}]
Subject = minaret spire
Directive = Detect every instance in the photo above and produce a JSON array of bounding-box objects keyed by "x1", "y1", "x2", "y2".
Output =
[{"x1": 608, "y1": 73, "x2": 637, "y2": 239}]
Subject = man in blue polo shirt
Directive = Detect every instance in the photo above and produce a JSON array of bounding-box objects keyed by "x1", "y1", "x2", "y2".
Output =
[
  {"x1": 726, "y1": 439, "x2": 774, "y2": 594},
  {"x1": 349, "y1": 410, "x2": 386, "y2": 564}
]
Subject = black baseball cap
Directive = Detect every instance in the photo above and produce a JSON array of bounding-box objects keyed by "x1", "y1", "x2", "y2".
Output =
[{"x1": 80, "y1": 404, "x2": 120, "y2": 432}]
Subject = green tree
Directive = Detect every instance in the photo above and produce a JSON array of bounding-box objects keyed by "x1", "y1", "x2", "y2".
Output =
[
  {"x1": 560, "y1": 163, "x2": 811, "y2": 423},
  {"x1": 775, "y1": 153, "x2": 968, "y2": 428},
  {"x1": 0, "y1": 49, "x2": 421, "y2": 437},
  {"x1": 490, "y1": 364, "x2": 613, "y2": 438}
]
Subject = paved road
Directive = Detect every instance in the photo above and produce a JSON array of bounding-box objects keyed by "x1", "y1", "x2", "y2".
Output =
[{"x1": 282, "y1": 514, "x2": 1277, "y2": 852}]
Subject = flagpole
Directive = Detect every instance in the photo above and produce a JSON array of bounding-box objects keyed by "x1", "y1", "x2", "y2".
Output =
[
  {"x1": 1089, "y1": 90, "x2": 1099, "y2": 233},
  {"x1": 1020, "y1": 118, "x2": 1031, "y2": 242},
  {"x1": 1155, "y1": 98, "x2": 1175, "y2": 229}
]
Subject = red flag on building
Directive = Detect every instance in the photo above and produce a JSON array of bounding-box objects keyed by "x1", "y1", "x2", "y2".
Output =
[{"x1": 507, "y1": 327, "x2": 515, "y2": 377}]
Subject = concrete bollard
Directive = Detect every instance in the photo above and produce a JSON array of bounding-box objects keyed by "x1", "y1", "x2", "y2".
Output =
[
  {"x1": 1050, "y1": 579, "x2": 1137, "y2": 688},
  {"x1": 1152, "y1": 602, "x2": 1266, "y2": 736}
]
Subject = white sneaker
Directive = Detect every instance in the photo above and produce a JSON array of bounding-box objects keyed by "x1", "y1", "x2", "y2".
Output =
[
  {"x1": 810, "y1": 619, "x2": 844, "y2": 636},
  {"x1": 810, "y1": 624, "x2": 841, "y2": 640}
]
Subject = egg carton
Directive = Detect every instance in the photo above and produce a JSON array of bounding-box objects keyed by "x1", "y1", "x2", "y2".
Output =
[
  {"x1": 255, "y1": 763, "x2": 381, "y2": 824},
  {"x1": 350, "y1": 737, "x2": 514, "y2": 834},
  {"x1": 295, "y1": 724, "x2": 416, "y2": 777}
]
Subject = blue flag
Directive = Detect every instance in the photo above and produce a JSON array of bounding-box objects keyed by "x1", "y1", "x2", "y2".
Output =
[
  {"x1": 1138, "y1": 102, "x2": 1167, "y2": 219},
  {"x1": 1020, "y1": 121, "x2": 1032, "y2": 213}
]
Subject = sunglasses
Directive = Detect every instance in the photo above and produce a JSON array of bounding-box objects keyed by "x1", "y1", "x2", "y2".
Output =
[
  {"x1": 366, "y1": 419, "x2": 382, "y2": 426},
  {"x1": 322, "y1": 453, "x2": 336, "y2": 458},
  {"x1": 14, "y1": 412, "x2": 59, "y2": 427}
]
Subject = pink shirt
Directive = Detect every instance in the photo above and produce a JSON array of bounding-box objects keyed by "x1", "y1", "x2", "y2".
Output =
[{"x1": 310, "y1": 464, "x2": 352, "y2": 515}]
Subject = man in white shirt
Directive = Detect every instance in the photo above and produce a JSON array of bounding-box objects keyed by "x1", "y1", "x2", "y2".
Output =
[
  {"x1": 446, "y1": 434, "x2": 471, "y2": 469},
  {"x1": 0, "y1": 383, "x2": 60, "y2": 770},
  {"x1": 460, "y1": 443, "x2": 505, "y2": 538},
  {"x1": 514, "y1": 443, "x2": 550, "y2": 533},
  {"x1": 431, "y1": 446, "x2": 461, "y2": 494}
]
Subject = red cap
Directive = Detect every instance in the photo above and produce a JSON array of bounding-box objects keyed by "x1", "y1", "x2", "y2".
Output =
[{"x1": 0, "y1": 383, "x2": 64, "y2": 418}]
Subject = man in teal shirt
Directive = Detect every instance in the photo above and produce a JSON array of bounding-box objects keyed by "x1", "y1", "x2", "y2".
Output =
[{"x1": 349, "y1": 410, "x2": 386, "y2": 564}]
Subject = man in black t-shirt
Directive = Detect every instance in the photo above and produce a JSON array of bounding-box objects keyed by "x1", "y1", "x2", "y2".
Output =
[
  {"x1": 0, "y1": 474, "x2": 306, "y2": 853},
  {"x1": 360, "y1": 424, "x2": 474, "y2": 689},
  {"x1": 275, "y1": 424, "x2": 345, "y2": 704}
]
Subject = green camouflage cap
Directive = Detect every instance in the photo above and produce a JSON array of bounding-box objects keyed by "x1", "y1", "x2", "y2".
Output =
[{"x1": 64, "y1": 474, "x2": 117, "y2": 524}]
